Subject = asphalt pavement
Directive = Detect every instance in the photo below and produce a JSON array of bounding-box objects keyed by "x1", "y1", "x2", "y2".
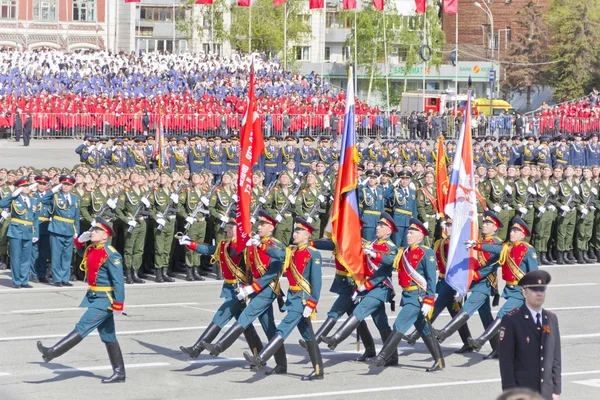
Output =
[
  {"x1": 0, "y1": 138, "x2": 81, "y2": 169},
  {"x1": 0, "y1": 261, "x2": 599, "y2": 400}
]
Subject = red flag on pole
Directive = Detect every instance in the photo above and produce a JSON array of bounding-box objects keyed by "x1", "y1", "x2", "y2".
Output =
[
  {"x1": 343, "y1": 0, "x2": 356, "y2": 9},
  {"x1": 125, "y1": 0, "x2": 141, "y2": 3},
  {"x1": 309, "y1": 0, "x2": 324, "y2": 9},
  {"x1": 414, "y1": 0, "x2": 426, "y2": 13},
  {"x1": 373, "y1": 0, "x2": 384, "y2": 11},
  {"x1": 274, "y1": 0, "x2": 286, "y2": 6},
  {"x1": 443, "y1": 0, "x2": 458, "y2": 14},
  {"x1": 196, "y1": 0, "x2": 214, "y2": 4},
  {"x1": 238, "y1": 0, "x2": 251, "y2": 6},
  {"x1": 435, "y1": 136, "x2": 449, "y2": 217},
  {"x1": 235, "y1": 68, "x2": 265, "y2": 253}
]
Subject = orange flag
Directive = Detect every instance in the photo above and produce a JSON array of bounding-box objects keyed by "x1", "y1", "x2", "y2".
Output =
[{"x1": 435, "y1": 136, "x2": 449, "y2": 217}]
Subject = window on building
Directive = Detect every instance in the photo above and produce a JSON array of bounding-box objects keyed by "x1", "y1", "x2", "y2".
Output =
[
  {"x1": 342, "y1": 46, "x2": 351, "y2": 61},
  {"x1": 203, "y1": 43, "x2": 221, "y2": 55},
  {"x1": 326, "y1": 11, "x2": 338, "y2": 28},
  {"x1": 302, "y1": 14, "x2": 311, "y2": 25},
  {"x1": 136, "y1": 27, "x2": 154, "y2": 37},
  {"x1": 0, "y1": 0, "x2": 17, "y2": 19},
  {"x1": 73, "y1": 0, "x2": 96, "y2": 22},
  {"x1": 506, "y1": 27, "x2": 512, "y2": 42},
  {"x1": 295, "y1": 46, "x2": 310, "y2": 61},
  {"x1": 324, "y1": 47, "x2": 331, "y2": 61},
  {"x1": 34, "y1": 0, "x2": 57, "y2": 21},
  {"x1": 140, "y1": 6, "x2": 184, "y2": 22}
]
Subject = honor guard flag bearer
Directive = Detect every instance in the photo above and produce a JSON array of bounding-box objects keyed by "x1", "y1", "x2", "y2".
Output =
[
  {"x1": 328, "y1": 65, "x2": 366, "y2": 283},
  {"x1": 235, "y1": 55, "x2": 265, "y2": 254},
  {"x1": 444, "y1": 92, "x2": 479, "y2": 297}
]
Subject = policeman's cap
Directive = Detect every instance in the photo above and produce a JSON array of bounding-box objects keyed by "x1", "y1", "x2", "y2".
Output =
[{"x1": 519, "y1": 270, "x2": 551, "y2": 290}]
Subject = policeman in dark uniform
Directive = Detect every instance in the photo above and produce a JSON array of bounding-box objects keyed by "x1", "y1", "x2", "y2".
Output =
[{"x1": 499, "y1": 270, "x2": 561, "y2": 400}]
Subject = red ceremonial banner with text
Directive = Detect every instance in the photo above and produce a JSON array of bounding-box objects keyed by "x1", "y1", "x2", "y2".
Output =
[{"x1": 235, "y1": 73, "x2": 265, "y2": 253}]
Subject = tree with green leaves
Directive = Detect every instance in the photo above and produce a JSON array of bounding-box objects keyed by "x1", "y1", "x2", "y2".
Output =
[
  {"x1": 178, "y1": 0, "x2": 229, "y2": 52},
  {"x1": 547, "y1": 0, "x2": 600, "y2": 101},
  {"x1": 229, "y1": 0, "x2": 311, "y2": 63},
  {"x1": 502, "y1": 0, "x2": 550, "y2": 112}
]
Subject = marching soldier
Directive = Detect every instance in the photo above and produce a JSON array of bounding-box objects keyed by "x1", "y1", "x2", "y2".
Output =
[
  {"x1": 466, "y1": 218, "x2": 539, "y2": 356},
  {"x1": 532, "y1": 165, "x2": 558, "y2": 266},
  {"x1": 180, "y1": 172, "x2": 209, "y2": 281},
  {"x1": 37, "y1": 218, "x2": 126, "y2": 384},
  {"x1": 202, "y1": 211, "x2": 288, "y2": 375},
  {"x1": 321, "y1": 213, "x2": 399, "y2": 367},
  {"x1": 244, "y1": 218, "x2": 324, "y2": 380},
  {"x1": 150, "y1": 171, "x2": 182, "y2": 283},
  {"x1": 574, "y1": 167, "x2": 598, "y2": 263},
  {"x1": 268, "y1": 173, "x2": 296, "y2": 245},
  {"x1": 555, "y1": 165, "x2": 579, "y2": 264},
  {"x1": 432, "y1": 211, "x2": 503, "y2": 358},
  {"x1": 368, "y1": 218, "x2": 445, "y2": 372},
  {"x1": 209, "y1": 171, "x2": 237, "y2": 243},
  {"x1": 295, "y1": 172, "x2": 326, "y2": 240},
  {"x1": 416, "y1": 171, "x2": 439, "y2": 246},
  {"x1": 177, "y1": 216, "x2": 263, "y2": 359},
  {"x1": 42, "y1": 175, "x2": 80, "y2": 287},
  {"x1": 486, "y1": 164, "x2": 513, "y2": 240},
  {"x1": 512, "y1": 165, "x2": 537, "y2": 241},
  {"x1": 115, "y1": 170, "x2": 151, "y2": 284},
  {"x1": 0, "y1": 177, "x2": 40, "y2": 288}
]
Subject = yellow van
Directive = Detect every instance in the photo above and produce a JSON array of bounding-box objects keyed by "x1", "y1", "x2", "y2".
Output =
[{"x1": 472, "y1": 98, "x2": 515, "y2": 116}]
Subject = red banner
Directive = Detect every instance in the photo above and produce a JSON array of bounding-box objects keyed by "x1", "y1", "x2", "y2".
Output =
[
  {"x1": 235, "y1": 71, "x2": 265, "y2": 253},
  {"x1": 414, "y1": 0, "x2": 426, "y2": 13},
  {"x1": 343, "y1": 0, "x2": 356, "y2": 9},
  {"x1": 309, "y1": 0, "x2": 324, "y2": 9},
  {"x1": 443, "y1": 0, "x2": 458, "y2": 14},
  {"x1": 196, "y1": 0, "x2": 214, "y2": 4},
  {"x1": 435, "y1": 135, "x2": 449, "y2": 217},
  {"x1": 274, "y1": 0, "x2": 286, "y2": 6},
  {"x1": 373, "y1": 0, "x2": 384, "y2": 11},
  {"x1": 238, "y1": 0, "x2": 251, "y2": 6}
]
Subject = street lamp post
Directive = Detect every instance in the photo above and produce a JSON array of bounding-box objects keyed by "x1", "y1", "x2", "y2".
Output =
[{"x1": 474, "y1": 1, "x2": 494, "y2": 133}]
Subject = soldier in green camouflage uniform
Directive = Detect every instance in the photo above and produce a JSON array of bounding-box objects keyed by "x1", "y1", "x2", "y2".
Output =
[
  {"x1": 556, "y1": 166, "x2": 579, "y2": 265},
  {"x1": 474, "y1": 174, "x2": 488, "y2": 228},
  {"x1": 314, "y1": 161, "x2": 332, "y2": 237},
  {"x1": 295, "y1": 172, "x2": 325, "y2": 240},
  {"x1": 511, "y1": 165, "x2": 536, "y2": 243},
  {"x1": 180, "y1": 172, "x2": 208, "y2": 281},
  {"x1": 532, "y1": 165, "x2": 558, "y2": 265},
  {"x1": 209, "y1": 171, "x2": 236, "y2": 243},
  {"x1": 575, "y1": 167, "x2": 598, "y2": 263},
  {"x1": 485, "y1": 165, "x2": 513, "y2": 240},
  {"x1": 150, "y1": 171, "x2": 182, "y2": 282},
  {"x1": 268, "y1": 173, "x2": 296, "y2": 245},
  {"x1": 416, "y1": 171, "x2": 438, "y2": 246},
  {"x1": 116, "y1": 170, "x2": 151, "y2": 284}
]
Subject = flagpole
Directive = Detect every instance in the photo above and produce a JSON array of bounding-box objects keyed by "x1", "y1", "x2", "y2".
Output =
[
  {"x1": 173, "y1": 0, "x2": 176, "y2": 54},
  {"x1": 422, "y1": 9, "x2": 426, "y2": 103},
  {"x1": 383, "y1": 9, "x2": 389, "y2": 114},
  {"x1": 284, "y1": 2, "x2": 287, "y2": 71},
  {"x1": 354, "y1": 9, "x2": 358, "y2": 95},
  {"x1": 248, "y1": 4, "x2": 252, "y2": 54},
  {"x1": 211, "y1": 4, "x2": 215, "y2": 54},
  {"x1": 321, "y1": 4, "x2": 325, "y2": 79},
  {"x1": 454, "y1": 11, "x2": 458, "y2": 114}
]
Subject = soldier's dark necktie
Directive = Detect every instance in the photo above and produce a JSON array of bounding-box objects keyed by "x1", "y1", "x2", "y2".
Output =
[{"x1": 536, "y1": 313, "x2": 542, "y2": 329}]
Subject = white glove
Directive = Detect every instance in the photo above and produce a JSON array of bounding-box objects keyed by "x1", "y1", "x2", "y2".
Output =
[
  {"x1": 220, "y1": 215, "x2": 229, "y2": 223},
  {"x1": 573, "y1": 186, "x2": 580, "y2": 195},
  {"x1": 106, "y1": 198, "x2": 117, "y2": 210},
  {"x1": 560, "y1": 205, "x2": 570, "y2": 212},
  {"x1": 421, "y1": 303, "x2": 433, "y2": 318},
  {"x1": 294, "y1": 178, "x2": 301, "y2": 185},
  {"x1": 302, "y1": 305, "x2": 313, "y2": 319},
  {"x1": 141, "y1": 197, "x2": 151, "y2": 208},
  {"x1": 465, "y1": 240, "x2": 477, "y2": 249},
  {"x1": 88, "y1": 145, "x2": 96, "y2": 152},
  {"x1": 493, "y1": 205, "x2": 501, "y2": 213},
  {"x1": 503, "y1": 204, "x2": 513, "y2": 210},
  {"x1": 593, "y1": 188, "x2": 598, "y2": 196},
  {"x1": 591, "y1": 206, "x2": 597, "y2": 211},
  {"x1": 97, "y1": 143, "x2": 103, "y2": 150},
  {"x1": 51, "y1": 183, "x2": 63, "y2": 194},
  {"x1": 246, "y1": 235, "x2": 261, "y2": 247},
  {"x1": 74, "y1": 234, "x2": 78, "y2": 239},
  {"x1": 505, "y1": 185, "x2": 513, "y2": 194},
  {"x1": 170, "y1": 193, "x2": 179, "y2": 204},
  {"x1": 357, "y1": 284, "x2": 367, "y2": 292},
  {"x1": 549, "y1": 187, "x2": 557, "y2": 195},
  {"x1": 306, "y1": 216, "x2": 313, "y2": 224},
  {"x1": 548, "y1": 204, "x2": 556, "y2": 211},
  {"x1": 232, "y1": 194, "x2": 239, "y2": 202},
  {"x1": 527, "y1": 187, "x2": 537, "y2": 195},
  {"x1": 179, "y1": 235, "x2": 192, "y2": 246},
  {"x1": 364, "y1": 249, "x2": 376, "y2": 259},
  {"x1": 518, "y1": 207, "x2": 528, "y2": 215},
  {"x1": 538, "y1": 206, "x2": 546, "y2": 213},
  {"x1": 11, "y1": 187, "x2": 23, "y2": 197},
  {"x1": 275, "y1": 214, "x2": 283, "y2": 223},
  {"x1": 1, "y1": 210, "x2": 9, "y2": 219},
  {"x1": 28, "y1": 183, "x2": 38, "y2": 191},
  {"x1": 324, "y1": 181, "x2": 331, "y2": 188},
  {"x1": 236, "y1": 285, "x2": 255, "y2": 301},
  {"x1": 186, "y1": 216, "x2": 195, "y2": 225},
  {"x1": 435, "y1": 213, "x2": 442, "y2": 220},
  {"x1": 288, "y1": 195, "x2": 296, "y2": 203},
  {"x1": 259, "y1": 197, "x2": 266, "y2": 204},
  {"x1": 318, "y1": 195, "x2": 325, "y2": 202},
  {"x1": 127, "y1": 219, "x2": 137, "y2": 228},
  {"x1": 581, "y1": 207, "x2": 588, "y2": 216},
  {"x1": 32, "y1": 237, "x2": 39, "y2": 244},
  {"x1": 351, "y1": 290, "x2": 359, "y2": 303},
  {"x1": 201, "y1": 196, "x2": 209, "y2": 206},
  {"x1": 77, "y1": 231, "x2": 92, "y2": 243},
  {"x1": 454, "y1": 292, "x2": 464, "y2": 303},
  {"x1": 156, "y1": 218, "x2": 166, "y2": 226}
]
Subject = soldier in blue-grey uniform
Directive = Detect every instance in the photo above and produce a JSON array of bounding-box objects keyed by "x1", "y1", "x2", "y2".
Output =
[
  {"x1": 391, "y1": 170, "x2": 418, "y2": 246},
  {"x1": 358, "y1": 169, "x2": 384, "y2": 241},
  {"x1": 30, "y1": 175, "x2": 52, "y2": 283}
]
